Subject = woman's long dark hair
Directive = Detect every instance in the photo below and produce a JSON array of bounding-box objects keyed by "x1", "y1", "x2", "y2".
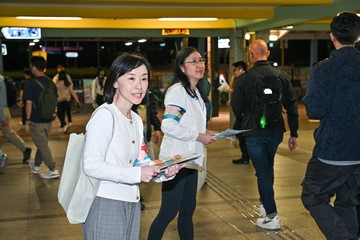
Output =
[
  {"x1": 96, "y1": 68, "x2": 106, "y2": 90},
  {"x1": 103, "y1": 53, "x2": 152, "y2": 104},
  {"x1": 58, "y1": 70, "x2": 71, "y2": 87},
  {"x1": 171, "y1": 47, "x2": 207, "y2": 101}
]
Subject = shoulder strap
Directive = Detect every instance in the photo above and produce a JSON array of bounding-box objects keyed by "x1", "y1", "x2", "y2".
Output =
[
  {"x1": 34, "y1": 77, "x2": 54, "y2": 89},
  {"x1": 87, "y1": 104, "x2": 115, "y2": 139},
  {"x1": 33, "y1": 78, "x2": 45, "y2": 90},
  {"x1": 273, "y1": 68, "x2": 280, "y2": 78},
  {"x1": 248, "y1": 66, "x2": 280, "y2": 80}
]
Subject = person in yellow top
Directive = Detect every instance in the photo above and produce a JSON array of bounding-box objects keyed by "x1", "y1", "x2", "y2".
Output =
[
  {"x1": 55, "y1": 70, "x2": 72, "y2": 133},
  {"x1": 53, "y1": 64, "x2": 81, "y2": 131}
]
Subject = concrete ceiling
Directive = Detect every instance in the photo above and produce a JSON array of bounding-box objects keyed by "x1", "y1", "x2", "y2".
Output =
[{"x1": 0, "y1": 0, "x2": 359, "y2": 39}]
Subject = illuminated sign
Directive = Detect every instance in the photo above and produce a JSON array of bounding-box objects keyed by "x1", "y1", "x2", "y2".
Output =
[
  {"x1": 63, "y1": 46, "x2": 83, "y2": 51},
  {"x1": 66, "y1": 52, "x2": 79, "y2": 58},
  {"x1": 42, "y1": 46, "x2": 62, "y2": 54},
  {"x1": 218, "y1": 38, "x2": 230, "y2": 49},
  {"x1": 1, "y1": 27, "x2": 41, "y2": 39},
  {"x1": 162, "y1": 29, "x2": 190, "y2": 35}
]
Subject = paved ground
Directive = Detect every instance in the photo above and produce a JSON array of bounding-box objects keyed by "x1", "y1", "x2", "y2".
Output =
[{"x1": 0, "y1": 103, "x2": 326, "y2": 240}]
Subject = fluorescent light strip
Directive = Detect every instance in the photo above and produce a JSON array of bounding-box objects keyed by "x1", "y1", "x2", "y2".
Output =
[
  {"x1": 158, "y1": 18, "x2": 217, "y2": 21},
  {"x1": 17, "y1": 16, "x2": 82, "y2": 20}
]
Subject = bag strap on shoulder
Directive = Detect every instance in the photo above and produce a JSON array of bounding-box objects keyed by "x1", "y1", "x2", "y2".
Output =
[
  {"x1": 33, "y1": 77, "x2": 54, "y2": 90},
  {"x1": 33, "y1": 78, "x2": 45, "y2": 90},
  {"x1": 85, "y1": 104, "x2": 116, "y2": 138}
]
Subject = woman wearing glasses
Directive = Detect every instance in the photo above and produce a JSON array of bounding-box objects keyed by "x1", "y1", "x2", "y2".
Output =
[{"x1": 148, "y1": 47, "x2": 217, "y2": 240}]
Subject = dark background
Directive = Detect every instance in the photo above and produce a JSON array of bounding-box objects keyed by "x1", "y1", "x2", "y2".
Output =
[{"x1": 1, "y1": 38, "x2": 337, "y2": 72}]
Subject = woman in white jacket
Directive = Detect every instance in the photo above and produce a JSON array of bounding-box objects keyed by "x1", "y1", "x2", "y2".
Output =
[
  {"x1": 82, "y1": 53, "x2": 180, "y2": 239},
  {"x1": 148, "y1": 47, "x2": 217, "y2": 240}
]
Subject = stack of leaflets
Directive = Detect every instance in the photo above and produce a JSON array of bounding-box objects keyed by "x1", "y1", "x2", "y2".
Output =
[
  {"x1": 134, "y1": 152, "x2": 203, "y2": 173},
  {"x1": 214, "y1": 128, "x2": 251, "y2": 139},
  {"x1": 153, "y1": 152, "x2": 203, "y2": 173}
]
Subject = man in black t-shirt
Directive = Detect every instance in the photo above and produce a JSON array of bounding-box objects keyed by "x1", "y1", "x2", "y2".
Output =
[{"x1": 23, "y1": 56, "x2": 60, "y2": 179}]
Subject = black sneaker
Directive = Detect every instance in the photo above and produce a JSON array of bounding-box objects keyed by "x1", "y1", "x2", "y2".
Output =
[
  {"x1": 22, "y1": 148, "x2": 32, "y2": 163},
  {"x1": 140, "y1": 195, "x2": 145, "y2": 210},
  {"x1": 232, "y1": 158, "x2": 249, "y2": 164},
  {"x1": 141, "y1": 202, "x2": 145, "y2": 211}
]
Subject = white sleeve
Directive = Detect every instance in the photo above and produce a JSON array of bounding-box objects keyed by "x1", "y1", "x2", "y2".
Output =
[
  {"x1": 83, "y1": 108, "x2": 141, "y2": 184},
  {"x1": 52, "y1": 74, "x2": 58, "y2": 83},
  {"x1": 161, "y1": 86, "x2": 198, "y2": 141},
  {"x1": 91, "y1": 79, "x2": 97, "y2": 99}
]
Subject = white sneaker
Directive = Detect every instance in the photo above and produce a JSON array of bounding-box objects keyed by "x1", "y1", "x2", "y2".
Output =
[
  {"x1": 29, "y1": 160, "x2": 40, "y2": 173},
  {"x1": 259, "y1": 204, "x2": 266, "y2": 217},
  {"x1": 42, "y1": 169, "x2": 60, "y2": 179},
  {"x1": 63, "y1": 125, "x2": 69, "y2": 133},
  {"x1": 0, "y1": 152, "x2": 8, "y2": 170},
  {"x1": 256, "y1": 215, "x2": 280, "y2": 230}
]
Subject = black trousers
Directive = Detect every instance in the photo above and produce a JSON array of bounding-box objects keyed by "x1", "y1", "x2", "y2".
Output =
[
  {"x1": 148, "y1": 169, "x2": 197, "y2": 240},
  {"x1": 301, "y1": 157, "x2": 360, "y2": 240},
  {"x1": 57, "y1": 101, "x2": 71, "y2": 127},
  {"x1": 234, "y1": 116, "x2": 249, "y2": 160}
]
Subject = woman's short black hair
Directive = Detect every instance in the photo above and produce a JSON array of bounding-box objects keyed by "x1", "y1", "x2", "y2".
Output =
[{"x1": 103, "y1": 53, "x2": 152, "y2": 104}]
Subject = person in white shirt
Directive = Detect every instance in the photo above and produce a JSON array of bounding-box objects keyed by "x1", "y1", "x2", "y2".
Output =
[
  {"x1": 148, "y1": 47, "x2": 218, "y2": 240},
  {"x1": 91, "y1": 68, "x2": 107, "y2": 108},
  {"x1": 82, "y1": 53, "x2": 181, "y2": 240}
]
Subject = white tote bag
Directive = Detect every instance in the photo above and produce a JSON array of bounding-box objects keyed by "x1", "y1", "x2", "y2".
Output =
[
  {"x1": 58, "y1": 105, "x2": 115, "y2": 224},
  {"x1": 57, "y1": 133, "x2": 100, "y2": 224}
]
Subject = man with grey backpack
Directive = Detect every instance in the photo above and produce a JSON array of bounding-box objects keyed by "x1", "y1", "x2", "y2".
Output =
[{"x1": 23, "y1": 56, "x2": 59, "y2": 179}]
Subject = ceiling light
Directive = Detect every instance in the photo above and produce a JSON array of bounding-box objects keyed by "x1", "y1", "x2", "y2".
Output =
[
  {"x1": 282, "y1": 25, "x2": 293, "y2": 29},
  {"x1": 158, "y1": 18, "x2": 218, "y2": 21},
  {"x1": 125, "y1": 41, "x2": 133, "y2": 46},
  {"x1": 33, "y1": 39, "x2": 40, "y2": 42},
  {"x1": 29, "y1": 42, "x2": 35, "y2": 46},
  {"x1": 269, "y1": 35, "x2": 278, "y2": 41},
  {"x1": 138, "y1": 39, "x2": 147, "y2": 43},
  {"x1": 17, "y1": 16, "x2": 82, "y2": 20}
]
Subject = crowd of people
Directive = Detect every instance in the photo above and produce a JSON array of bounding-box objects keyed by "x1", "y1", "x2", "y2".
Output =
[{"x1": 0, "y1": 11, "x2": 359, "y2": 240}]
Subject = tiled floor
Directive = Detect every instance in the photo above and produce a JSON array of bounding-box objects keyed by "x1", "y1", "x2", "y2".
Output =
[{"x1": 0, "y1": 103, "x2": 326, "y2": 240}]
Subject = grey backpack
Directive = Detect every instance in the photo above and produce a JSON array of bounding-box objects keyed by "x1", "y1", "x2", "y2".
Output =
[{"x1": 33, "y1": 78, "x2": 57, "y2": 121}]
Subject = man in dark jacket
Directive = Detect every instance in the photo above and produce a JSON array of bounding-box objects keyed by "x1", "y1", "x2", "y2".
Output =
[
  {"x1": 301, "y1": 12, "x2": 360, "y2": 240},
  {"x1": 230, "y1": 61, "x2": 250, "y2": 164},
  {"x1": 231, "y1": 39, "x2": 299, "y2": 230}
]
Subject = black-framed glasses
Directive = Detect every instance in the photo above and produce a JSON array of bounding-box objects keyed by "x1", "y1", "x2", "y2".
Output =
[{"x1": 184, "y1": 59, "x2": 206, "y2": 65}]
